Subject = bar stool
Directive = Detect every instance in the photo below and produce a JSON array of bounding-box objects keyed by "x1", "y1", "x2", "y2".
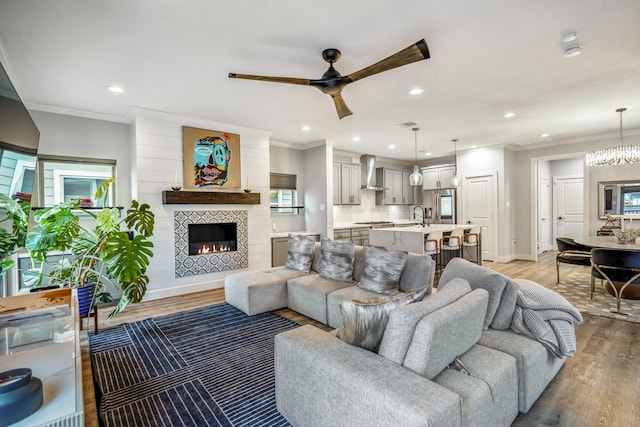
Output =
[
  {"x1": 463, "y1": 226, "x2": 482, "y2": 264},
  {"x1": 441, "y1": 228, "x2": 464, "y2": 267},
  {"x1": 424, "y1": 230, "x2": 443, "y2": 271}
]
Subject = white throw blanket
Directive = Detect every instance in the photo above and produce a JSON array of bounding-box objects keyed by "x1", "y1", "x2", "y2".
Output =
[{"x1": 510, "y1": 279, "x2": 583, "y2": 358}]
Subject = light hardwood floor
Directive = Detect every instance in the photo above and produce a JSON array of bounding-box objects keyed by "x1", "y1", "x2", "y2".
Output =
[{"x1": 81, "y1": 251, "x2": 639, "y2": 426}]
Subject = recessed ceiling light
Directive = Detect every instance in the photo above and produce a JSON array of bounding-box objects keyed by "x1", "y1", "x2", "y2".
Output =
[
  {"x1": 540, "y1": 133, "x2": 550, "y2": 138},
  {"x1": 563, "y1": 44, "x2": 582, "y2": 57},
  {"x1": 301, "y1": 125, "x2": 311, "y2": 131},
  {"x1": 352, "y1": 136, "x2": 360, "y2": 142},
  {"x1": 562, "y1": 32, "x2": 577, "y2": 43},
  {"x1": 388, "y1": 145, "x2": 396, "y2": 149},
  {"x1": 409, "y1": 88, "x2": 424, "y2": 95},
  {"x1": 470, "y1": 145, "x2": 478, "y2": 149},
  {"x1": 424, "y1": 152, "x2": 431, "y2": 156},
  {"x1": 503, "y1": 112, "x2": 515, "y2": 118},
  {"x1": 108, "y1": 86, "x2": 124, "y2": 93}
]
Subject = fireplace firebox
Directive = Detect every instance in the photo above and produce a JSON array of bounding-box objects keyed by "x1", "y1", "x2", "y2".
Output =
[{"x1": 188, "y1": 223, "x2": 237, "y2": 255}]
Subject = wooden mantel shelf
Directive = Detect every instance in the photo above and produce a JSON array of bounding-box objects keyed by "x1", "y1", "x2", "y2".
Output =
[{"x1": 162, "y1": 190, "x2": 260, "y2": 205}]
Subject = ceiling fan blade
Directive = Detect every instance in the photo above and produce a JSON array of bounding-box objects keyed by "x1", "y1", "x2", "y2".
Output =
[
  {"x1": 331, "y1": 93, "x2": 353, "y2": 119},
  {"x1": 228, "y1": 73, "x2": 310, "y2": 86},
  {"x1": 346, "y1": 39, "x2": 430, "y2": 83}
]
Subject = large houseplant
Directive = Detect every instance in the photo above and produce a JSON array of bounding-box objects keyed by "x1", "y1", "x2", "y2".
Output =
[
  {"x1": 24, "y1": 178, "x2": 155, "y2": 318},
  {"x1": 0, "y1": 193, "x2": 29, "y2": 272}
]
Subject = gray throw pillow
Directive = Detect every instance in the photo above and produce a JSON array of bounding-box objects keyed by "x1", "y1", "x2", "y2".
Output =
[
  {"x1": 336, "y1": 286, "x2": 429, "y2": 352},
  {"x1": 358, "y1": 246, "x2": 409, "y2": 295},
  {"x1": 318, "y1": 238, "x2": 355, "y2": 282},
  {"x1": 285, "y1": 234, "x2": 316, "y2": 273}
]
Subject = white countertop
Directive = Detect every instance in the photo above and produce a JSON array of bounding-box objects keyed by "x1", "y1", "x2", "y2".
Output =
[{"x1": 369, "y1": 224, "x2": 470, "y2": 233}]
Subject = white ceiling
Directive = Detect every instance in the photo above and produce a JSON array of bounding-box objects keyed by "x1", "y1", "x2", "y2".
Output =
[{"x1": 1, "y1": 0, "x2": 640, "y2": 161}]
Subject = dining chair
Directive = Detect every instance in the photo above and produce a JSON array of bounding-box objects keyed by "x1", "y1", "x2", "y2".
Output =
[
  {"x1": 590, "y1": 248, "x2": 640, "y2": 314},
  {"x1": 555, "y1": 237, "x2": 592, "y2": 284}
]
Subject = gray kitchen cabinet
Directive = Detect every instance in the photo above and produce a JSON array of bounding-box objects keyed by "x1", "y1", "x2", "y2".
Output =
[
  {"x1": 422, "y1": 165, "x2": 456, "y2": 190},
  {"x1": 271, "y1": 234, "x2": 320, "y2": 267},
  {"x1": 402, "y1": 170, "x2": 413, "y2": 205},
  {"x1": 332, "y1": 163, "x2": 341, "y2": 205},
  {"x1": 376, "y1": 168, "x2": 412, "y2": 205},
  {"x1": 340, "y1": 163, "x2": 361, "y2": 205},
  {"x1": 350, "y1": 227, "x2": 370, "y2": 246},
  {"x1": 333, "y1": 162, "x2": 361, "y2": 205},
  {"x1": 333, "y1": 229, "x2": 352, "y2": 241}
]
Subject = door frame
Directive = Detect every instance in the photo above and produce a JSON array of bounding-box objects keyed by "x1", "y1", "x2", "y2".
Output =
[
  {"x1": 460, "y1": 170, "x2": 498, "y2": 262},
  {"x1": 530, "y1": 153, "x2": 590, "y2": 262},
  {"x1": 537, "y1": 175, "x2": 552, "y2": 254}
]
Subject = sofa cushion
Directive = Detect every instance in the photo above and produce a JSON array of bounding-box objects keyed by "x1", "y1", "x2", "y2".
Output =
[
  {"x1": 439, "y1": 257, "x2": 518, "y2": 330},
  {"x1": 287, "y1": 273, "x2": 354, "y2": 324},
  {"x1": 336, "y1": 286, "x2": 430, "y2": 352},
  {"x1": 327, "y1": 285, "x2": 391, "y2": 329},
  {"x1": 318, "y1": 238, "x2": 355, "y2": 282},
  {"x1": 479, "y1": 329, "x2": 566, "y2": 413},
  {"x1": 285, "y1": 234, "x2": 316, "y2": 273},
  {"x1": 398, "y1": 253, "x2": 436, "y2": 293},
  {"x1": 378, "y1": 278, "x2": 472, "y2": 364},
  {"x1": 358, "y1": 246, "x2": 408, "y2": 295},
  {"x1": 403, "y1": 288, "x2": 489, "y2": 380}
]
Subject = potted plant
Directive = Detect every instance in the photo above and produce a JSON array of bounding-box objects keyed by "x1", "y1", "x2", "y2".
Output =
[
  {"x1": 0, "y1": 193, "x2": 29, "y2": 272},
  {"x1": 23, "y1": 178, "x2": 155, "y2": 318}
]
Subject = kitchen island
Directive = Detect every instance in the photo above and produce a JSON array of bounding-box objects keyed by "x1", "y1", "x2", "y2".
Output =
[{"x1": 369, "y1": 224, "x2": 471, "y2": 255}]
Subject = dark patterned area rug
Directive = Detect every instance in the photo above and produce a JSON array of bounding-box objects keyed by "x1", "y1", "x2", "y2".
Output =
[
  {"x1": 89, "y1": 303, "x2": 297, "y2": 426},
  {"x1": 556, "y1": 272, "x2": 640, "y2": 324}
]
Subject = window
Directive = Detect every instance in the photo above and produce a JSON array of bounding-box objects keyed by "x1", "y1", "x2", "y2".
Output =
[
  {"x1": 269, "y1": 172, "x2": 303, "y2": 214},
  {"x1": 270, "y1": 189, "x2": 299, "y2": 214},
  {"x1": 38, "y1": 156, "x2": 116, "y2": 207}
]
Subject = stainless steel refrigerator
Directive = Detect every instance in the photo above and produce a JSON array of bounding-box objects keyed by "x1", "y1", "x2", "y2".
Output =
[{"x1": 423, "y1": 189, "x2": 456, "y2": 224}]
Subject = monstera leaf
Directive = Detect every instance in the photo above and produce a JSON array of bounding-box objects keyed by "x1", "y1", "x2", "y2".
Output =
[
  {"x1": 125, "y1": 200, "x2": 155, "y2": 237},
  {"x1": 102, "y1": 232, "x2": 154, "y2": 283}
]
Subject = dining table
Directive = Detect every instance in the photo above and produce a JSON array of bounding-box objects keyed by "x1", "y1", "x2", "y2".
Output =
[{"x1": 575, "y1": 236, "x2": 640, "y2": 249}]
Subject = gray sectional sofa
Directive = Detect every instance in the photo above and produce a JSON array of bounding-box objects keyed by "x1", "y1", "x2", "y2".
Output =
[
  {"x1": 225, "y1": 240, "x2": 581, "y2": 427},
  {"x1": 225, "y1": 241, "x2": 436, "y2": 328}
]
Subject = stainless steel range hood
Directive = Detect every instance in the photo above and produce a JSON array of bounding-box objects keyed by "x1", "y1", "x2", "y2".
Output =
[{"x1": 360, "y1": 154, "x2": 385, "y2": 191}]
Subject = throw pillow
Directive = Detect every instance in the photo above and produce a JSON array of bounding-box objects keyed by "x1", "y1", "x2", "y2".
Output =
[
  {"x1": 336, "y1": 286, "x2": 429, "y2": 352},
  {"x1": 318, "y1": 238, "x2": 355, "y2": 282},
  {"x1": 285, "y1": 234, "x2": 316, "y2": 273},
  {"x1": 358, "y1": 246, "x2": 409, "y2": 295}
]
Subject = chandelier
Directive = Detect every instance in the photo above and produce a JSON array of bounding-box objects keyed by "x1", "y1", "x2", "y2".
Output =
[
  {"x1": 409, "y1": 127, "x2": 424, "y2": 186},
  {"x1": 586, "y1": 107, "x2": 640, "y2": 166}
]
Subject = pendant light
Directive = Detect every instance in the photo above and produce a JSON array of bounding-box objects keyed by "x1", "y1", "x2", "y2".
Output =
[
  {"x1": 586, "y1": 107, "x2": 640, "y2": 166},
  {"x1": 450, "y1": 138, "x2": 460, "y2": 187},
  {"x1": 409, "y1": 127, "x2": 424, "y2": 186}
]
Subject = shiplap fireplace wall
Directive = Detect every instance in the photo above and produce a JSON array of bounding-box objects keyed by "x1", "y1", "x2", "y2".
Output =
[{"x1": 132, "y1": 108, "x2": 271, "y2": 301}]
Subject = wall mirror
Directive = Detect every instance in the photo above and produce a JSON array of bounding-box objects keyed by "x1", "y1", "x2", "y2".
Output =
[{"x1": 598, "y1": 180, "x2": 640, "y2": 218}]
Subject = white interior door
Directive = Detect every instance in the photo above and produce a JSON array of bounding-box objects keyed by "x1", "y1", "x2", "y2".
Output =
[
  {"x1": 538, "y1": 176, "x2": 552, "y2": 253},
  {"x1": 554, "y1": 176, "x2": 584, "y2": 241},
  {"x1": 462, "y1": 172, "x2": 497, "y2": 262}
]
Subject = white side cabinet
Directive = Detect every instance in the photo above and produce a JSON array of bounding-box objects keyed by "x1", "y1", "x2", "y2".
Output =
[{"x1": 376, "y1": 168, "x2": 413, "y2": 205}]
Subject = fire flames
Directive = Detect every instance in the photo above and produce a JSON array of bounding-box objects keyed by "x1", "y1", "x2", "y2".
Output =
[{"x1": 197, "y1": 243, "x2": 233, "y2": 254}]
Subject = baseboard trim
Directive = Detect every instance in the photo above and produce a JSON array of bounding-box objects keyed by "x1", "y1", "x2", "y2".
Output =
[
  {"x1": 144, "y1": 279, "x2": 225, "y2": 302},
  {"x1": 514, "y1": 253, "x2": 537, "y2": 261}
]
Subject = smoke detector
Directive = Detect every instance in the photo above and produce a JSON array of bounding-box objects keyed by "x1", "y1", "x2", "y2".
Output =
[
  {"x1": 563, "y1": 44, "x2": 582, "y2": 57},
  {"x1": 398, "y1": 121, "x2": 418, "y2": 127}
]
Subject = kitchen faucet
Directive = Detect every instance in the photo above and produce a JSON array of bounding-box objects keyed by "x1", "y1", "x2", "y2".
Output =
[{"x1": 413, "y1": 206, "x2": 428, "y2": 227}]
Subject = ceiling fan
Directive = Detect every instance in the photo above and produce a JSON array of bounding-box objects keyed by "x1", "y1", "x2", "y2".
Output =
[{"x1": 228, "y1": 39, "x2": 430, "y2": 119}]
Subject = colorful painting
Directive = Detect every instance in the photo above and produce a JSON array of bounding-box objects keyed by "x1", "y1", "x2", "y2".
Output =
[{"x1": 182, "y1": 127, "x2": 241, "y2": 189}]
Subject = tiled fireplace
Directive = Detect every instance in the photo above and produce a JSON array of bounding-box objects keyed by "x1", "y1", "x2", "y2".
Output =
[{"x1": 174, "y1": 210, "x2": 248, "y2": 277}]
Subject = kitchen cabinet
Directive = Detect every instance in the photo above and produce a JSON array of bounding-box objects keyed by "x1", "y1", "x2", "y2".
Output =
[
  {"x1": 271, "y1": 234, "x2": 320, "y2": 267},
  {"x1": 402, "y1": 170, "x2": 414, "y2": 205},
  {"x1": 422, "y1": 165, "x2": 456, "y2": 190},
  {"x1": 333, "y1": 227, "x2": 369, "y2": 246},
  {"x1": 332, "y1": 163, "x2": 341, "y2": 205},
  {"x1": 376, "y1": 168, "x2": 413, "y2": 205},
  {"x1": 333, "y1": 162, "x2": 361, "y2": 205}
]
